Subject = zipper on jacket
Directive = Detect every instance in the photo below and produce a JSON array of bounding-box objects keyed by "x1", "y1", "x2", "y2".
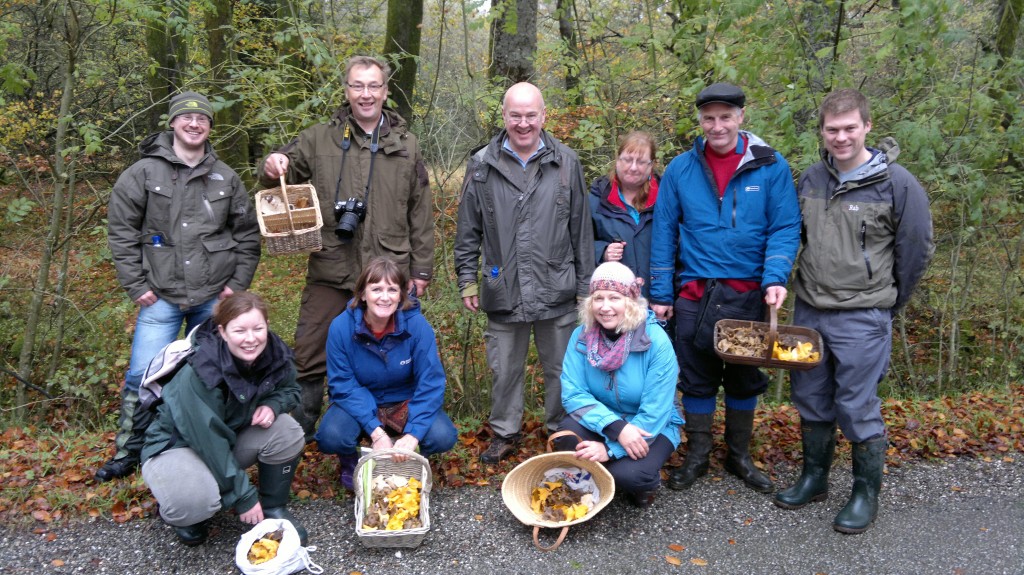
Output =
[
  {"x1": 860, "y1": 221, "x2": 873, "y2": 280},
  {"x1": 201, "y1": 192, "x2": 215, "y2": 222}
]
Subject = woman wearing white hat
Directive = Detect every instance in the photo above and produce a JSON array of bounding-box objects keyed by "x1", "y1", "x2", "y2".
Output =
[{"x1": 554, "y1": 262, "x2": 683, "y2": 507}]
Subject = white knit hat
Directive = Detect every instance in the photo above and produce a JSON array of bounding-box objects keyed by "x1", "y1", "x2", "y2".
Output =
[{"x1": 589, "y1": 262, "x2": 642, "y2": 298}]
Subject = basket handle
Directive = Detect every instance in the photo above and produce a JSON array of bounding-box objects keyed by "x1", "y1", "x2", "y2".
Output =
[
  {"x1": 279, "y1": 174, "x2": 298, "y2": 234},
  {"x1": 546, "y1": 430, "x2": 583, "y2": 453},
  {"x1": 533, "y1": 526, "x2": 569, "y2": 552},
  {"x1": 764, "y1": 305, "x2": 779, "y2": 362}
]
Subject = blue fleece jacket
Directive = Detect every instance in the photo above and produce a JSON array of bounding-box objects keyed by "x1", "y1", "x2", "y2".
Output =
[
  {"x1": 561, "y1": 312, "x2": 683, "y2": 460},
  {"x1": 649, "y1": 132, "x2": 801, "y2": 305},
  {"x1": 325, "y1": 299, "x2": 447, "y2": 441}
]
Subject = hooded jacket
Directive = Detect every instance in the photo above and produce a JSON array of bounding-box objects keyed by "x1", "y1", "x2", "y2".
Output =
[
  {"x1": 649, "y1": 132, "x2": 801, "y2": 306},
  {"x1": 257, "y1": 105, "x2": 434, "y2": 289},
  {"x1": 108, "y1": 131, "x2": 261, "y2": 306},
  {"x1": 325, "y1": 299, "x2": 447, "y2": 441},
  {"x1": 140, "y1": 319, "x2": 299, "y2": 514},
  {"x1": 453, "y1": 129, "x2": 595, "y2": 323},
  {"x1": 794, "y1": 138, "x2": 934, "y2": 310},
  {"x1": 561, "y1": 312, "x2": 683, "y2": 460},
  {"x1": 589, "y1": 175, "x2": 659, "y2": 299}
]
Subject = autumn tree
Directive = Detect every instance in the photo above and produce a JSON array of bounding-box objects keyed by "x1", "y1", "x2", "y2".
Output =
[
  {"x1": 488, "y1": 0, "x2": 537, "y2": 87},
  {"x1": 384, "y1": 0, "x2": 424, "y2": 121}
]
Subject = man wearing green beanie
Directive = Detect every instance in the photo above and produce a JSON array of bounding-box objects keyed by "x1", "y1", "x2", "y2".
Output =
[{"x1": 98, "y1": 90, "x2": 261, "y2": 490}]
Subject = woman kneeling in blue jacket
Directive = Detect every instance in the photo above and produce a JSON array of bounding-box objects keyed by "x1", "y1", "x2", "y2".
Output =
[
  {"x1": 315, "y1": 256, "x2": 457, "y2": 489},
  {"x1": 554, "y1": 261, "x2": 683, "y2": 507}
]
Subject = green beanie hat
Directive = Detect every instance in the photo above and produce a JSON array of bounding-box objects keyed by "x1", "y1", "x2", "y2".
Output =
[{"x1": 168, "y1": 91, "x2": 214, "y2": 125}]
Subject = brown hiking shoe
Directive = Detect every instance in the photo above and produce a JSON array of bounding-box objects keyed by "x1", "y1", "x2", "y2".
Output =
[{"x1": 480, "y1": 436, "x2": 516, "y2": 464}]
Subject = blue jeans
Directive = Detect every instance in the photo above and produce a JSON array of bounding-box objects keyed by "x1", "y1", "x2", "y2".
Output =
[
  {"x1": 124, "y1": 298, "x2": 216, "y2": 393},
  {"x1": 315, "y1": 403, "x2": 458, "y2": 457}
]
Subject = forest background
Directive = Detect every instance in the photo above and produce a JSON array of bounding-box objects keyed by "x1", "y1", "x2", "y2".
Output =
[{"x1": 0, "y1": 0, "x2": 1022, "y2": 524}]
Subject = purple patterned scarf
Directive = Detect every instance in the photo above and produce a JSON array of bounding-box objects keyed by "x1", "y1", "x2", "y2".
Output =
[{"x1": 582, "y1": 326, "x2": 634, "y2": 372}]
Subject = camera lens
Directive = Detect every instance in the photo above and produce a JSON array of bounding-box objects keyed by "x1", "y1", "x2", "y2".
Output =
[{"x1": 336, "y1": 211, "x2": 360, "y2": 240}]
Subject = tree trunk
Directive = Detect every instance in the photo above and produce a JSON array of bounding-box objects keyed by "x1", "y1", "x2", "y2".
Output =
[
  {"x1": 384, "y1": 0, "x2": 424, "y2": 122},
  {"x1": 991, "y1": 0, "x2": 1024, "y2": 139},
  {"x1": 488, "y1": 0, "x2": 537, "y2": 88},
  {"x1": 145, "y1": 0, "x2": 186, "y2": 132},
  {"x1": 205, "y1": 0, "x2": 249, "y2": 182},
  {"x1": 556, "y1": 0, "x2": 581, "y2": 104}
]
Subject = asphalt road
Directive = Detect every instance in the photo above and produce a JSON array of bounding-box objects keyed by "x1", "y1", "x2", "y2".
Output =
[{"x1": 2, "y1": 457, "x2": 1022, "y2": 575}]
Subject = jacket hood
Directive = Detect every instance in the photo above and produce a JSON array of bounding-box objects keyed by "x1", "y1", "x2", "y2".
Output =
[
  {"x1": 695, "y1": 130, "x2": 776, "y2": 171},
  {"x1": 819, "y1": 136, "x2": 899, "y2": 183},
  {"x1": 138, "y1": 130, "x2": 215, "y2": 165},
  {"x1": 188, "y1": 317, "x2": 295, "y2": 402},
  {"x1": 350, "y1": 295, "x2": 424, "y2": 341}
]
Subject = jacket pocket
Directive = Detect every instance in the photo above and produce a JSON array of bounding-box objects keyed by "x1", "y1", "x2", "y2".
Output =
[
  {"x1": 541, "y1": 258, "x2": 576, "y2": 303},
  {"x1": 377, "y1": 233, "x2": 412, "y2": 270},
  {"x1": 142, "y1": 242, "x2": 177, "y2": 290},
  {"x1": 201, "y1": 233, "x2": 238, "y2": 285},
  {"x1": 480, "y1": 264, "x2": 514, "y2": 314}
]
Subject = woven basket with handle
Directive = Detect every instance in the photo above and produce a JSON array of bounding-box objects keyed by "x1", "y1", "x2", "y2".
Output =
[
  {"x1": 501, "y1": 431, "x2": 615, "y2": 551},
  {"x1": 255, "y1": 175, "x2": 323, "y2": 255},
  {"x1": 353, "y1": 448, "x2": 432, "y2": 548}
]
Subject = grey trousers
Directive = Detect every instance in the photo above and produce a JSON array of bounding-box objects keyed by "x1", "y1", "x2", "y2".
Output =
[
  {"x1": 484, "y1": 310, "x2": 576, "y2": 438},
  {"x1": 789, "y1": 299, "x2": 891, "y2": 442},
  {"x1": 141, "y1": 414, "x2": 304, "y2": 527}
]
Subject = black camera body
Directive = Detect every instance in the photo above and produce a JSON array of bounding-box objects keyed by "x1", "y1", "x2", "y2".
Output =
[{"x1": 333, "y1": 197, "x2": 366, "y2": 241}]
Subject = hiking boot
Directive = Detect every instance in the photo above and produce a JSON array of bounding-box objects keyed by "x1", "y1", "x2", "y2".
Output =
[
  {"x1": 173, "y1": 522, "x2": 209, "y2": 546},
  {"x1": 775, "y1": 420, "x2": 837, "y2": 510},
  {"x1": 723, "y1": 408, "x2": 774, "y2": 493},
  {"x1": 480, "y1": 436, "x2": 516, "y2": 464},
  {"x1": 95, "y1": 456, "x2": 138, "y2": 483},
  {"x1": 626, "y1": 490, "x2": 657, "y2": 508},
  {"x1": 833, "y1": 436, "x2": 886, "y2": 534},
  {"x1": 338, "y1": 452, "x2": 359, "y2": 491},
  {"x1": 668, "y1": 412, "x2": 714, "y2": 490}
]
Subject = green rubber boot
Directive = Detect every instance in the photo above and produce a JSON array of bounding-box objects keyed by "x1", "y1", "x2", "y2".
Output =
[
  {"x1": 833, "y1": 436, "x2": 886, "y2": 534},
  {"x1": 774, "y1": 420, "x2": 837, "y2": 509},
  {"x1": 668, "y1": 412, "x2": 714, "y2": 490},
  {"x1": 258, "y1": 455, "x2": 308, "y2": 546}
]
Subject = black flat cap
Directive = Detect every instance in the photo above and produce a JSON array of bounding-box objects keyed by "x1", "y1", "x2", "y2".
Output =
[{"x1": 695, "y1": 83, "x2": 746, "y2": 109}]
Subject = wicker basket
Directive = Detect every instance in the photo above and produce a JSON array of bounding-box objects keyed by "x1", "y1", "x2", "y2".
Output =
[
  {"x1": 501, "y1": 431, "x2": 615, "y2": 551},
  {"x1": 353, "y1": 448, "x2": 431, "y2": 548},
  {"x1": 255, "y1": 176, "x2": 323, "y2": 255},
  {"x1": 714, "y1": 305, "x2": 823, "y2": 371}
]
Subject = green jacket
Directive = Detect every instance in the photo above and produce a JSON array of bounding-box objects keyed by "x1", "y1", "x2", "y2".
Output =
[
  {"x1": 141, "y1": 320, "x2": 300, "y2": 514},
  {"x1": 258, "y1": 106, "x2": 434, "y2": 289},
  {"x1": 108, "y1": 131, "x2": 261, "y2": 306}
]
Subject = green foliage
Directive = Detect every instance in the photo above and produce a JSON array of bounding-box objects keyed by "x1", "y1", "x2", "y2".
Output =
[{"x1": 4, "y1": 197, "x2": 35, "y2": 224}]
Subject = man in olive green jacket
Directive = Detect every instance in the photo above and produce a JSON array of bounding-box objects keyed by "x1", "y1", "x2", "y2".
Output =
[{"x1": 259, "y1": 55, "x2": 434, "y2": 443}]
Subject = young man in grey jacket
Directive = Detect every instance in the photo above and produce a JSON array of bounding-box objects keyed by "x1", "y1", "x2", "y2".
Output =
[
  {"x1": 774, "y1": 89, "x2": 934, "y2": 533},
  {"x1": 454, "y1": 82, "x2": 594, "y2": 463},
  {"x1": 99, "y1": 92, "x2": 261, "y2": 482}
]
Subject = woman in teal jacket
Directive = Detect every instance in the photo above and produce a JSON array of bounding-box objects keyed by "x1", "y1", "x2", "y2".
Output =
[
  {"x1": 141, "y1": 292, "x2": 306, "y2": 547},
  {"x1": 554, "y1": 262, "x2": 683, "y2": 507}
]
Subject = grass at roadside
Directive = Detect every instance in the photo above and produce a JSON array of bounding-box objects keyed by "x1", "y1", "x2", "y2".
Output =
[{"x1": 2, "y1": 384, "x2": 1020, "y2": 530}]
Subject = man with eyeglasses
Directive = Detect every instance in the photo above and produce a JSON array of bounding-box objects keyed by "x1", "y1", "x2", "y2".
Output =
[
  {"x1": 100, "y1": 91, "x2": 261, "y2": 482},
  {"x1": 454, "y1": 82, "x2": 594, "y2": 464},
  {"x1": 257, "y1": 56, "x2": 434, "y2": 480},
  {"x1": 650, "y1": 83, "x2": 800, "y2": 494}
]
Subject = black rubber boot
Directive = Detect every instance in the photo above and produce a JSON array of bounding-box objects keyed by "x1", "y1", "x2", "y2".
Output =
[
  {"x1": 173, "y1": 521, "x2": 209, "y2": 546},
  {"x1": 668, "y1": 412, "x2": 714, "y2": 490},
  {"x1": 626, "y1": 490, "x2": 657, "y2": 508},
  {"x1": 723, "y1": 408, "x2": 774, "y2": 493},
  {"x1": 95, "y1": 389, "x2": 150, "y2": 482},
  {"x1": 259, "y1": 455, "x2": 308, "y2": 546},
  {"x1": 774, "y1": 420, "x2": 837, "y2": 509},
  {"x1": 291, "y1": 378, "x2": 324, "y2": 443},
  {"x1": 834, "y1": 436, "x2": 886, "y2": 534}
]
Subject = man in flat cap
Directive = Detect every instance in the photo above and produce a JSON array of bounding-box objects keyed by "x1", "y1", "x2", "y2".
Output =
[
  {"x1": 650, "y1": 83, "x2": 800, "y2": 493},
  {"x1": 98, "y1": 90, "x2": 261, "y2": 482}
]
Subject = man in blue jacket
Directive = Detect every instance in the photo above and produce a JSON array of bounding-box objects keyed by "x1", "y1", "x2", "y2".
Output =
[
  {"x1": 650, "y1": 83, "x2": 800, "y2": 493},
  {"x1": 774, "y1": 89, "x2": 933, "y2": 534}
]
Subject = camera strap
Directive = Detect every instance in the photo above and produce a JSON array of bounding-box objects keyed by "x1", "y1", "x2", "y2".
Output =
[{"x1": 334, "y1": 116, "x2": 382, "y2": 208}]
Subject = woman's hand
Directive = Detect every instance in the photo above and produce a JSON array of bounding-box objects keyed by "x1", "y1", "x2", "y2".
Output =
[
  {"x1": 370, "y1": 427, "x2": 394, "y2": 452},
  {"x1": 618, "y1": 423, "x2": 652, "y2": 460},
  {"x1": 391, "y1": 434, "x2": 420, "y2": 463},
  {"x1": 603, "y1": 241, "x2": 627, "y2": 262},
  {"x1": 251, "y1": 406, "x2": 275, "y2": 429},
  {"x1": 240, "y1": 501, "x2": 264, "y2": 525},
  {"x1": 574, "y1": 440, "x2": 610, "y2": 463}
]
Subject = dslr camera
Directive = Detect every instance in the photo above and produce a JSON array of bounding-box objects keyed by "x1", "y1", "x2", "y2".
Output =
[{"x1": 333, "y1": 197, "x2": 366, "y2": 241}]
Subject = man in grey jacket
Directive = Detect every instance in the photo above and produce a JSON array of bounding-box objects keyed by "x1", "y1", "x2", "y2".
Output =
[
  {"x1": 99, "y1": 91, "x2": 261, "y2": 482},
  {"x1": 454, "y1": 82, "x2": 594, "y2": 464},
  {"x1": 773, "y1": 89, "x2": 933, "y2": 533}
]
